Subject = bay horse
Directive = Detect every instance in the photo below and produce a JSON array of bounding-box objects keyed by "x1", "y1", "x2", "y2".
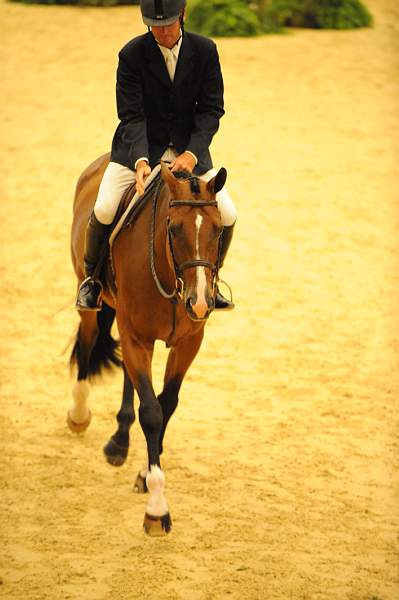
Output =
[{"x1": 69, "y1": 153, "x2": 227, "y2": 535}]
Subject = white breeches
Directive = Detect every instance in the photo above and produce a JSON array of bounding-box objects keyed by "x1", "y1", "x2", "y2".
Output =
[{"x1": 94, "y1": 153, "x2": 237, "y2": 227}]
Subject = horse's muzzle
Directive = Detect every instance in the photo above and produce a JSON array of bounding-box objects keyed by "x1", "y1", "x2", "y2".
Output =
[{"x1": 185, "y1": 296, "x2": 214, "y2": 322}]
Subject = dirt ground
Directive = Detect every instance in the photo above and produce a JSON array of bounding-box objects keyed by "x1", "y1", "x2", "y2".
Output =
[{"x1": 1, "y1": 0, "x2": 398, "y2": 598}]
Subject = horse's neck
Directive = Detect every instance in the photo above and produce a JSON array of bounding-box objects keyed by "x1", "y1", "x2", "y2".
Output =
[{"x1": 153, "y1": 184, "x2": 174, "y2": 281}]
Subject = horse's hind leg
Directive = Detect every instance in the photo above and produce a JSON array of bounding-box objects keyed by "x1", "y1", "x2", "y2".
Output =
[
  {"x1": 103, "y1": 363, "x2": 135, "y2": 466},
  {"x1": 158, "y1": 328, "x2": 205, "y2": 455},
  {"x1": 68, "y1": 311, "x2": 98, "y2": 432},
  {"x1": 68, "y1": 302, "x2": 120, "y2": 433}
]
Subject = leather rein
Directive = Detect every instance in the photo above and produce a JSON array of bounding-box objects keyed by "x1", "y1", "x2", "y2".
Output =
[{"x1": 150, "y1": 180, "x2": 221, "y2": 305}]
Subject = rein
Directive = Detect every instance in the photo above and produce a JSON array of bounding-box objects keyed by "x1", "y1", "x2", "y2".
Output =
[{"x1": 149, "y1": 178, "x2": 181, "y2": 303}]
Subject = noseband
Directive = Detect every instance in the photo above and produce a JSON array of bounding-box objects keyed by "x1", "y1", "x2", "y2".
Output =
[{"x1": 150, "y1": 187, "x2": 221, "y2": 304}]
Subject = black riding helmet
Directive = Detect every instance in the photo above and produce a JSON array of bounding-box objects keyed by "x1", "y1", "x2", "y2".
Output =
[{"x1": 140, "y1": 0, "x2": 186, "y2": 27}]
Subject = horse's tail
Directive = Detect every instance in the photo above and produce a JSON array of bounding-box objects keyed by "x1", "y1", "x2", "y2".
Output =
[{"x1": 70, "y1": 302, "x2": 122, "y2": 379}]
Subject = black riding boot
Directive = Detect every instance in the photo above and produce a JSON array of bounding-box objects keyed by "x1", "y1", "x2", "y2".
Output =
[
  {"x1": 75, "y1": 212, "x2": 110, "y2": 311},
  {"x1": 215, "y1": 223, "x2": 235, "y2": 310}
]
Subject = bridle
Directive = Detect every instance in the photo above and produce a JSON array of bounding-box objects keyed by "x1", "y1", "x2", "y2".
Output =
[{"x1": 150, "y1": 182, "x2": 221, "y2": 305}]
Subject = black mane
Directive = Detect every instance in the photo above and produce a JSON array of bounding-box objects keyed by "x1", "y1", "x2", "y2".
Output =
[{"x1": 173, "y1": 171, "x2": 201, "y2": 195}]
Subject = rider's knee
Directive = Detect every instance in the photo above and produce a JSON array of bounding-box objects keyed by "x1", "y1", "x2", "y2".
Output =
[
  {"x1": 94, "y1": 162, "x2": 136, "y2": 225},
  {"x1": 217, "y1": 187, "x2": 237, "y2": 227},
  {"x1": 93, "y1": 203, "x2": 115, "y2": 225}
]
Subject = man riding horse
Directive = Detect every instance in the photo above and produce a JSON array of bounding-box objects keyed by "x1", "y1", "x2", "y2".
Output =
[{"x1": 75, "y1": 0, "x2": 237, "y2": 312}]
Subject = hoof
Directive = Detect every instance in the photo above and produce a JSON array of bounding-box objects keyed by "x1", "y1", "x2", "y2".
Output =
[
  {"x1": 103, "y1": 437, "x2": 129, "y2": 467},
  {"x1": 133, "y1": 472, "x2": 148, "y2": 494},
  {"x1": 143, "y1": 512, "x2": 172, "y2": 536},
  {"x1": 67, "y1": 410, "x2": 92, "y2": 433}
]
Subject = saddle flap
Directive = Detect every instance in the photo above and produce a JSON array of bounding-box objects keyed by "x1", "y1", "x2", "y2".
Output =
[{"x1": 109, "y1": 164, "x2": 162, "y2": 250}]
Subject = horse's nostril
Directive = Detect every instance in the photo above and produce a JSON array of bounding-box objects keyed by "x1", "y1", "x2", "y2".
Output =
[{"x1": 186, "y1": 297, "x2": 193, "y2": 311}]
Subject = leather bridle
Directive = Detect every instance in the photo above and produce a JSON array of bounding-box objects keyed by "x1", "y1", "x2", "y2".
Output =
[{"x1": 150, "y1": 186, "x2": 221, "y2": 305}]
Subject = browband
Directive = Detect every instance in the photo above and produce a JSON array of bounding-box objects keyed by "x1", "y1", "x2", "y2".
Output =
[{"x1": 169, "y1": 200, "x2": 218, "y2": 207}]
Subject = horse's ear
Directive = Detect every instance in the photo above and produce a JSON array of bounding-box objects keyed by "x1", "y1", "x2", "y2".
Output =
[
  {"x1": 161, "y1": 161, "x2": 178, "y2": 191},
  {"x1": 207, "y1": 168, "x2": 227, "y2": 196}
]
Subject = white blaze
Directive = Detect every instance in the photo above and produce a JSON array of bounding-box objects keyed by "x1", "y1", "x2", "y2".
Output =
[
  {"x1": 195, "y1": 214, "x2": 203, "y2": 259},
  {"x1": 193, "y1": 214, "x2": 208, "y2": 318}
]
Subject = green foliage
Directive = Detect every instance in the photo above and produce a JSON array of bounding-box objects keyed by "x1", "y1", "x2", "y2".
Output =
[
  {"x1": 261, "y1": 0, "x2": 373, "y2": 32},
  {"x1": 9, "y1": 0, "x2": 136, "y2": 4},
  {"x1": 259, "y1": 0, "x2": 301, "y2": 32},
  {"x1": 186, "y1": 0, "x2": 262, "y2": 37},
  {"x1": 7, "y1": 0, "x2": 373, "y2": 35},
  {"x1": 315, "y1": 0, "x2": 373, "y2": 29}
]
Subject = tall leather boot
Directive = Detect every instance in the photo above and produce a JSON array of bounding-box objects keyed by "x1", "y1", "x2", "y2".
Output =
[
  {"x1": 215, "y1": 223, "x2": 235, "y2": 310},
  {"x1": 75, "y1": 212, "x2": 110, "y2": 311}
]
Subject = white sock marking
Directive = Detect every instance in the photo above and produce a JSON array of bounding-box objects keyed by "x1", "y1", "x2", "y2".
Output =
[
  {"x1": 69, "y1": 380, "x2": 90, "y2": 423},
  {"x1": 146, "y1": 465, "x2": 169, "y2": 517},
  {"x1": 140, "y1": 467, "x2": 148, "y2": 480}
]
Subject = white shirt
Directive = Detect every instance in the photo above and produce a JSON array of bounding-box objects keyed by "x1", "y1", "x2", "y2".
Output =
[
  {"x1": 135, "y1": 33, "x2": 197, "y2": 170},
  {"x1": 157, "y1": 35, "x2": 182, "y2": 81}
]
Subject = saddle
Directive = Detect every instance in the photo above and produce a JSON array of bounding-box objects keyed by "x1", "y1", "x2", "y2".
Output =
[
  {"x1": 109, "y1": 164, "x2": 162, "y2": 249},
  {"x1": 98, "y1": 165, "x2": 163, "y2": 294}
]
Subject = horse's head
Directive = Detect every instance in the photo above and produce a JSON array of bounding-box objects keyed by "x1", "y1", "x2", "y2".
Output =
[{"x1": 161, "y1": 163, "x2": 227, "y2": 322}]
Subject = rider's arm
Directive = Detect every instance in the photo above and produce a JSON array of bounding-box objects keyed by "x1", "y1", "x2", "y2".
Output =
[
  {"x1": 116, "y1": 53, "x2": 149, "y2": 169},
  {"x1": 185, "y1": 41, "x2": 225, "y2": 161}
]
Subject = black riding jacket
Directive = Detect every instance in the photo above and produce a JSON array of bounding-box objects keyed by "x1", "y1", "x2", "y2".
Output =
[{"x1": 110, "y1": 30, "x2": 225, "y2": 175}]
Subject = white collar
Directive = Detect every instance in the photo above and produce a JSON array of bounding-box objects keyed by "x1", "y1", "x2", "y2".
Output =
[{"x1": 157, "y1": 32, "x2": 183, "y2": 60}]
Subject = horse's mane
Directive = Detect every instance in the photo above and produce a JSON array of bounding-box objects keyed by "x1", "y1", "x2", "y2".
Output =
[{"x1": 172, "y1": 170, "x2": 201, "y2": 195}]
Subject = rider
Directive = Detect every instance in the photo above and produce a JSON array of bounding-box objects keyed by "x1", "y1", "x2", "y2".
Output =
[{"x1": 76, "y1": 0, "x2": 237, "y2": 311}]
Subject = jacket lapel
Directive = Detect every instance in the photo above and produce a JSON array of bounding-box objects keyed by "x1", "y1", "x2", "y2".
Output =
[
  {"x1": 144, "y1": 33, "x2": 172, "y2": 89},
  {"x1": 173, "y1": 33, "x2": 194, "y2": 89}
]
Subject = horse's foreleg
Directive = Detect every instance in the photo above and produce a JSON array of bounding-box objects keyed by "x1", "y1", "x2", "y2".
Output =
[
  {"x1": 158, "y1": 328, "x2": 205, "y2": 455},
  {"x1": 103, "y1": 363, "x2": 135, "y2": 466},
  {"x1": 121, "y1": 336, "x2": 171, "y2": 535},
  {"x1": 68, "y1": 311, "x2": 98, "y2": 433}
]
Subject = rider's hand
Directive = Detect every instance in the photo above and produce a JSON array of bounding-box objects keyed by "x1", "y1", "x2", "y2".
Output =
[
  {"x1": 170, "y1": 152, "x2": 196, "y2": 174},
  {"x1": 136, "y1": 160, "x2": 152, "y2": 195}
]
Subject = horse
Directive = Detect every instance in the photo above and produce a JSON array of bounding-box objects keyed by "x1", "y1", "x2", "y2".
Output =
[{"x1": 68, "y1": 153, "x2": 227, "y2": 535}]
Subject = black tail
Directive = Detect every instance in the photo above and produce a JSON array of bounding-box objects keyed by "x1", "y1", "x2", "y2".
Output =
[{"x1": 70, "y1": 302, "x2": 122, "y2": 380}]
